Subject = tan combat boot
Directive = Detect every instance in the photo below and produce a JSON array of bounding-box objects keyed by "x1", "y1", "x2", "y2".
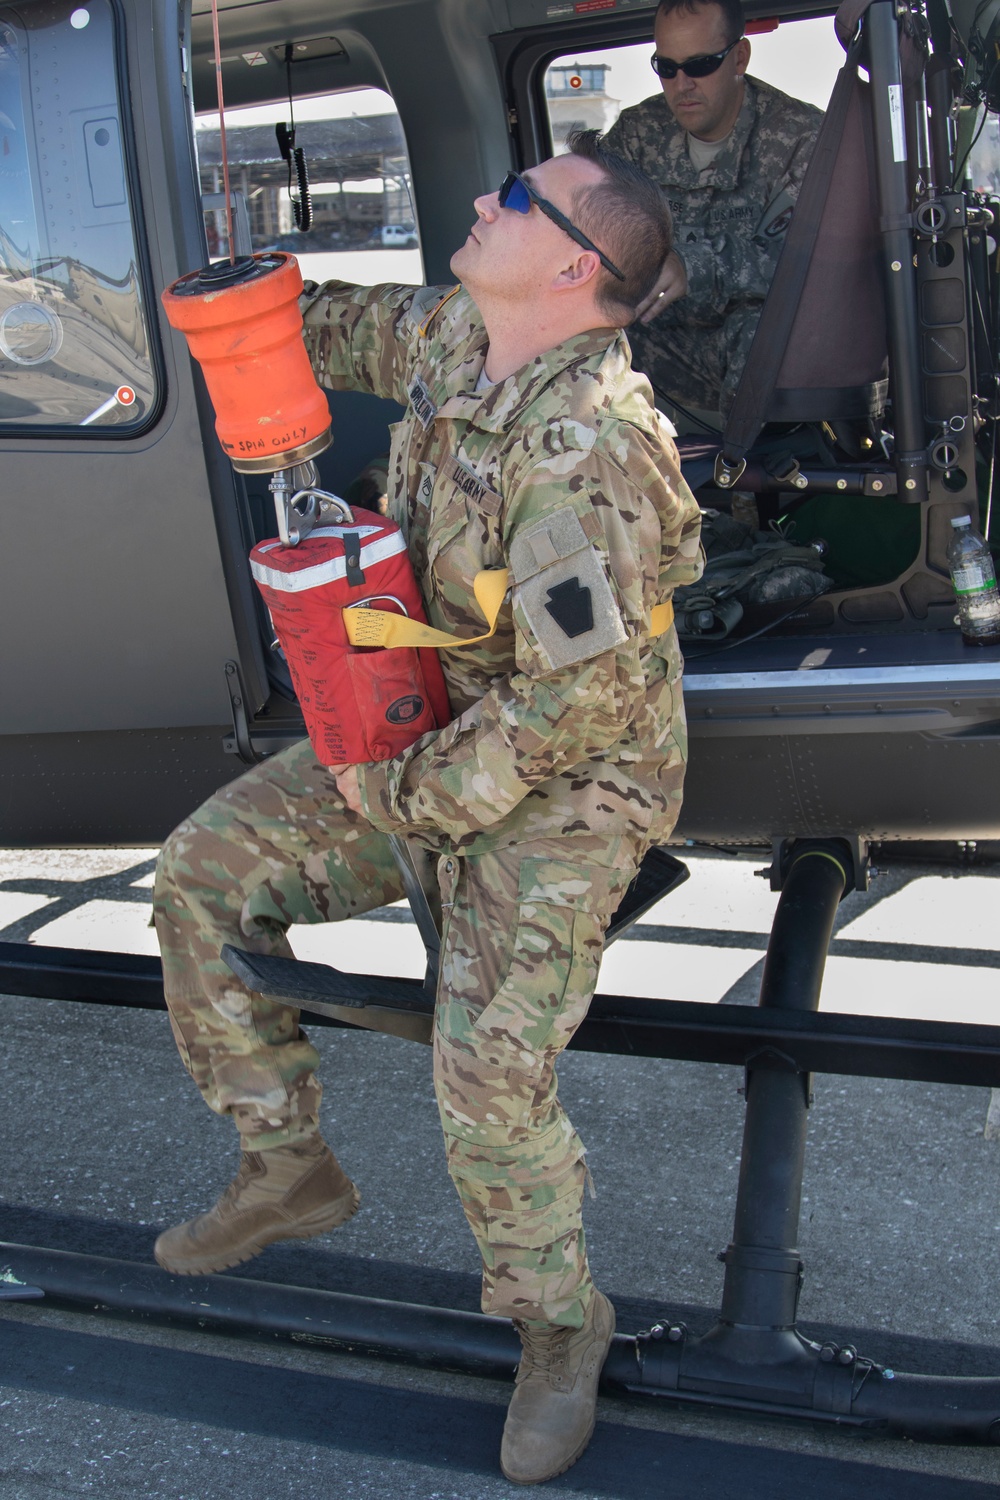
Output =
[
  {"x1": 500, "y1": 1290, "x2": 615, "y2": 1485},
  {"x1": 154, "y1": 1135, "x2": 359, "y2": 1275}
]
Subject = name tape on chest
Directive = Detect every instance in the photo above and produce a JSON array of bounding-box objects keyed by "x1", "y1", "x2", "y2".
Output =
[
  {"x1": 408, "y1": 375, "x2": 437, "y2": 430},
  {"x1": 443, "y1": 455, "x2": 502, "y2": 514}
]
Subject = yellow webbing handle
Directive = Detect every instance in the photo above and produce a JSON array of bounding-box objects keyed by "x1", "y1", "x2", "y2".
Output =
[
  {"x1": 650, "y1": 599, "x2": 674, "y2": 636},
  {"x1": 344, "y1": 571, "x2": 674, "y2": 653},
  {"x1": 345, "y1": 569, "x2": 509, "y2": 649}
]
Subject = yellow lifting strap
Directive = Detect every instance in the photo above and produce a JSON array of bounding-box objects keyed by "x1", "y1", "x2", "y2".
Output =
[{"x1": 343, "y1": 569, "x2": 674, "y2": 652}]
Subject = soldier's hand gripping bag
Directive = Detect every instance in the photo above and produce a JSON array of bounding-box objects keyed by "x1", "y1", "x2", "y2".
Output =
[{"x1": 249, "y1": 508, "x2": 451, "y2": 765}]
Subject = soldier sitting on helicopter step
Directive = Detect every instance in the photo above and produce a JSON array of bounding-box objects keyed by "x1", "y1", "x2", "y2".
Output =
[{"x1": 152, "y1": 131, "x2": 703, "y2": 1486}]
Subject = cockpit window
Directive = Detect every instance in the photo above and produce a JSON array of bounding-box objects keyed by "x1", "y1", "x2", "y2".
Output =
[
  {"x1": 194, "y1": 90, "x2": 423, "y2": 288},
  {"x1": 0, "y1": 0, "x2": 157, "y2": 432}
]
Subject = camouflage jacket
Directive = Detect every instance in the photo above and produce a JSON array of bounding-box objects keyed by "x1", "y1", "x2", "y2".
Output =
[
  {"x1": 604, "y1": 77, "x2": 822, "y2": 325},
  {"x1": 301, "y1": 282, "x2": 703, "y2": 855}
]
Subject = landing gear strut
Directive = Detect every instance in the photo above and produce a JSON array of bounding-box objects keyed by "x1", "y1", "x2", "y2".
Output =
[{"x1": 631, "y1": 840, "x2": 1000, "y2": 1442}]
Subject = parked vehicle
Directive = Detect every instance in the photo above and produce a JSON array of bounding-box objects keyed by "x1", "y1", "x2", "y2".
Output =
[{"x1": 379, "y1": 224, "x2": 418, "y2": 247}]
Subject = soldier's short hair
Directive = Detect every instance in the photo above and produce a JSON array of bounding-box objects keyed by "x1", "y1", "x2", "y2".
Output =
[
  {"x1": 566, "y1": 130, "x2": 674, "y2": 326},
  {"x1": 656, "y1": 0, "x2": 746, "y2": 46}
]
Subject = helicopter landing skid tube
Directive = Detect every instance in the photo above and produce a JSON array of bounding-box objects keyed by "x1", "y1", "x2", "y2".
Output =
[{"x1": 627, "y1": 839, "x2": 1000, "y2": 1442}]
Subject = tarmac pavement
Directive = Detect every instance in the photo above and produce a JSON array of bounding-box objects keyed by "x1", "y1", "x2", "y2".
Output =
[{"x1": 1, "y1": 846, "x2": 999, "y2": 1497}]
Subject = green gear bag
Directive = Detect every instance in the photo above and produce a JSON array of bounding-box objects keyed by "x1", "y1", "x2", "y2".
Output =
[{"x1": 784, "y1": 494, "x2": 922, "y2": 590}]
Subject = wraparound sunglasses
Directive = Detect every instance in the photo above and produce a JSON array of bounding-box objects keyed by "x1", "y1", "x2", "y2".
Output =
[
  {"x1": 497, "y1": 171, "x2": 625, "y2": 281},
  {"x1": 650, "y1": 37, "x2": 742, "y2": 79}
]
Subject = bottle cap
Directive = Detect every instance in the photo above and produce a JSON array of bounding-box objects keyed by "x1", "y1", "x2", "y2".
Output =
[{"x1": 950, "y1": 515, "x2": 972, "y2": 527}]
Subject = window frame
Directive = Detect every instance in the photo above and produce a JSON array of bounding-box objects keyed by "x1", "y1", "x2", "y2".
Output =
[
  {"x1": 0, "y1": 0, "x2": 166, "y2": 441},
  {"x1": 191, "y1": 88, "x2": 424, "y2": 287},
  {"x1": 493, "y1": 5, "x2": 835, "y2": 167}
]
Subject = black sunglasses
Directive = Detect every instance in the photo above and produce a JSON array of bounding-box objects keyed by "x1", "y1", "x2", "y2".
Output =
[
  {"x1": 650, "y1": 37, "x2": 741, "y2": 79},
  {"x1": 497, "y1": 171, "x2": 625, "y2": 281}
]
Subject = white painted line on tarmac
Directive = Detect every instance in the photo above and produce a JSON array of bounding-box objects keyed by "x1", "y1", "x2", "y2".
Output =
[
  {"x1": 599, "y1": 938, "x2": 759, "y2": 1004},
  {"x1": 837, "y1": 873, "x2": 1000, "y2": 950},
  {"x1": 290, "y1": 917, "x2": 427, "y2": 978},
  {"x1": 32, "y1": 899, "x2": 161, "y2": 956}
]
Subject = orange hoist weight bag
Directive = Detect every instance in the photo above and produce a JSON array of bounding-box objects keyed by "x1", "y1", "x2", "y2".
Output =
[{"x1": 250, "y1": 509, "x2": 451, "y2": 765}]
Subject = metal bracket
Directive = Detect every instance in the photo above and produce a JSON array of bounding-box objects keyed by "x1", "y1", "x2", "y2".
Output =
[
  {"x1": 742, "y1": 1046, "x2": 813, "y2": 1107},
  {"x1": 634, "y1": 1322, "x2": 686, "y2": 1390},
  {"x1": 713, "y1": 451, "x2": 748, "y2": 488},
  {"x1": 224, "y1": 660, "x2": 261, "y2": 767},
  {"x1": 767, "y1": 837, "x2": 871, "y2": 894},
  {"x1": 387, "y1": 835, "x2": 442, "y2": 991},
  {"x1": 863, "y1": 468, "x2": 898, "y2": 496},
  {"x1": 764, "y1": 452, "x2": 804, "y2": 488},
  {"x1": 269, "y1": 464, "x2": 354, "y2": 547},
  {"x1": 813, "y1": 1344, "x2": 881, "y2": 1416},
  {"x1": 913, "y1": 193, "x2": 966, "y2": 240}
]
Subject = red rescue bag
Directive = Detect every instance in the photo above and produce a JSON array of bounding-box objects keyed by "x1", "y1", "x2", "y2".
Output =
[{"x1": 250, "y1": 508, "x2": 451, "y2": 764}]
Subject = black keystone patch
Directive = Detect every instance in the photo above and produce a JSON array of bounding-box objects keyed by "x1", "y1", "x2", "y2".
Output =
[
  {"x1": 386, "y1": 694, "x2": 425, "y2": 725},
  {"x1": 544, "y1": 577, "x2": 593, "y2": 638}
]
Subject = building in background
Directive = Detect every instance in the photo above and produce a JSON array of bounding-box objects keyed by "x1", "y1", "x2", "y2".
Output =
[
  {"x1": 545, "y1": 61, "x2": 619, "y2": 151},
  {"x1": 195, "y1": 115, "x2": 415, "y2": 254}
]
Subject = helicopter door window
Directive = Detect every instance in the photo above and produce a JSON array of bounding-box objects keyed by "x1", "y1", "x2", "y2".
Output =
[
  {"x1": 541, "y1": 21, "x2": 841, "y2": 154},
  {"x1": 194, "y1": 89, "x2": 423, "y2": 288},
  {"x1": 0, "y1": 0, "x2": 156, "y2": 432}
]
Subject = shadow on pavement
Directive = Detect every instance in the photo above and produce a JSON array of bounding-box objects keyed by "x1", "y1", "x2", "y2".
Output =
[{"x1": 0, "y1": 1319, "x2": 995, "y2": 1500}]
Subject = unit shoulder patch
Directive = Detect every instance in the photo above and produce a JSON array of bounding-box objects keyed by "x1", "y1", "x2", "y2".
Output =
[
  {"x1": 544, "y1": 577, "x2": 594, "y2": 638},
  {"x1": 509, "y1": 507, "x2": 627, "y2": 670}
]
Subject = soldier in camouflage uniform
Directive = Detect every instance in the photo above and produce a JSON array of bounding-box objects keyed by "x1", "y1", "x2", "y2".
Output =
[
  {"x1": 153, "y1": 132, "x2": 702, "y2": 1484},
  {"x1": 604, "y1": 0, "x2": 822, "y2": 416}
]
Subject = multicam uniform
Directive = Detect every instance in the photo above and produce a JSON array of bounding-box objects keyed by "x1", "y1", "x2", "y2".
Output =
[
  {"x1": 154, "y1": 281, "x2": 703, "y2": 1328},
  {"x1": 604, "y1": 77, "x2": 822, "y2": 414}
]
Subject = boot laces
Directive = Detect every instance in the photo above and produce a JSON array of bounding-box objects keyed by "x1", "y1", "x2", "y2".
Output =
[
  {"x1": 218, "y1": 1152, "x2": 261, "y2": 1211},
  {"x1": 516, "y1": 1322, "x2": 571, "y2": 1381}
]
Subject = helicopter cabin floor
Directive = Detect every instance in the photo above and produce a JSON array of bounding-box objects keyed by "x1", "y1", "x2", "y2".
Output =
[{"x1": 682, "y1": 624, "x2": 1000, "y2": 676}]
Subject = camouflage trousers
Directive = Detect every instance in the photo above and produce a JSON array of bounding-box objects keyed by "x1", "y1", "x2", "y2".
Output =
[
  {"x1": 627, "y1": 302, "x2": 761, "y2": 418},
  {"x1": 153, "y1": 738, "x2": 641, "y2": 1327}
]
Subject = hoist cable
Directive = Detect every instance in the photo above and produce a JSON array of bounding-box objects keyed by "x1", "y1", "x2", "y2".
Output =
[{"x1": 209, "y1": 0, "x2": 236, "y2": 262}]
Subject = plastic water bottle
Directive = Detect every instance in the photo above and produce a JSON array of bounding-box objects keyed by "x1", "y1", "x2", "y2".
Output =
[{"x1": 947, "y1": 515, "x2": 1000, "y2": 646}]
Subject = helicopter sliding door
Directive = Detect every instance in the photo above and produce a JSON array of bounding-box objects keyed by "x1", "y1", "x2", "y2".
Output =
[{"x1": 0, "y1": 0, "x2": 266, "y2": 844}]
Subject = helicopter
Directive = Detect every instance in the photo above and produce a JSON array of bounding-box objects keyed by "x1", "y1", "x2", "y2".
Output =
[
  {"x1": 0, "y1": 0, "x2": 997, "y2": 858},
  {"x1": 3, "y1": 0, "x2": 1000, "y2": 1451}
]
